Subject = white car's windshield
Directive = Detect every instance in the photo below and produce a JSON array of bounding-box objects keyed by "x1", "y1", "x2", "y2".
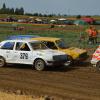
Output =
[
  {"x1": 30, "y1": 42, "x2": 48, "y2": 50},
  {"x1": 56, "y1": 39, "x2": 69, "y2": 49}
]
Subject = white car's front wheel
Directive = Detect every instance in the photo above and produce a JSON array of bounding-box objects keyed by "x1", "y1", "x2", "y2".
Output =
[
  {"x1": 0, "y1": 57, "x2": 6, "y2": 67},
  {"x1": 34, "y1": 59, "x2": 45, "y2": 71}
]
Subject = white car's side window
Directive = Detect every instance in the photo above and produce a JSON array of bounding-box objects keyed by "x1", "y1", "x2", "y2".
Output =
[
  {"x1": 1, "y1": 42, "x2": 15, "y2": 50},
  {"x1": 44, "y1": 41, "x2": 57, "y2": 49},
  {"x1": 15, "y1": 42, "x2": 30, "y2": 51}
]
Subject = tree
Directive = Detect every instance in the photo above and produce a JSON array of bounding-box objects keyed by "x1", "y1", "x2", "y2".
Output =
[
  {"x1": 33, "y1": 13, "x2": 39, "y2": 16},
  {"x1": 6, "y1": 8, "x2": 10, "y2": 14},
  {"x1": 15, "y1": 8, "x2": 19, "y2": 15},
  {"x1": 76, "y1": 15, "x2": 81, "y2": 19},
  {"x1": 0, "y1": 3, "x2": 25, "y2": 15},
  {"x1": 25, "y1": 13, "x2": 33, "y2": 16},
  {"x1": 0, "y1": 3, "x2": 7, "y2": 14},
  {"x1": 19, "y1": 7, "x2": 24, "y2": 15},
  {"x1": 15, "y1": 7, "x2": 24, "y2": 15},
  {"x1": 38, "y1": 13, "x2": 43, "y2": 17},
  {"x1": 48, "y1": 14, "x2": 53, "y2": 17},
  {"x1": 10, "y1": 8, "x2": 14, "y2": 14},
  {"x1": 2, "y1": 3, "x2": 6, "y2": 9}
]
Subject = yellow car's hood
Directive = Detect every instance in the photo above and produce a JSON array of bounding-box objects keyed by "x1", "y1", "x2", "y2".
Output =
[
  {"x1": 60, "y1": 47, "x2": 87, "y2": 59},
  {"x1": 68, "y1": 47, "x2": 86, "y2": 53}
]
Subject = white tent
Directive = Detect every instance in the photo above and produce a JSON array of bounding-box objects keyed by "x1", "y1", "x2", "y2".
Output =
[
  {"x1": 58, "y1": 18, "x2": 66, "y2": 21},
  {"x1": 50, "y1": 19, "x2": 56, "y2": 22}
]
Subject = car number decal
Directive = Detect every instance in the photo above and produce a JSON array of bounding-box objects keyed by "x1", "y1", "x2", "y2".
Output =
[{"x1": 20, "y1": 53, "x2": 28, "y2": 59}]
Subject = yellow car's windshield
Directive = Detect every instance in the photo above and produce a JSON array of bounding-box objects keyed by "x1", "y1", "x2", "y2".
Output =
[
  {"x1": 30, "y1": 42, "x2": 48, "y2": 50},
  {"x1": 55, "y1": 39, "x2": 69, "y2": 49}
]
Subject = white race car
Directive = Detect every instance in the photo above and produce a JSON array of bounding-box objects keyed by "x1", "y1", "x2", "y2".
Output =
[
  {"x1": 0, "y1": 39, "x2": 68, "y2": 71},
  {"x1": 91, "y1": 46, "x2": 100, "y2": 71}
]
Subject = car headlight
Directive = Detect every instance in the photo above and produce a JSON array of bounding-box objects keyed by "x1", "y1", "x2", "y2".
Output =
[{"x1": 53, "y1": 55, "x2": 67, "y2": 61}]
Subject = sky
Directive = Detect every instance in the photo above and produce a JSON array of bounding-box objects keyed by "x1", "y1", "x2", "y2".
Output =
[{"x1": 0, "y1": 0, "x2": 100, "y2": 15}]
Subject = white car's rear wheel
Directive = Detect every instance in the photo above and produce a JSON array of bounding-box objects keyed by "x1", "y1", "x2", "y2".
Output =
[
  {"x1": 0, "y1": 57, "x2": 6, "y2": 67},
  {"x1": 34, "y1": 59, "x2": 45, "y2": 71}
]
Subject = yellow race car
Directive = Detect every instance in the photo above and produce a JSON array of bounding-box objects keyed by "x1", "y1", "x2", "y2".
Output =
[{"x1": 31, "y1": 37, "x2": 88, "y2": 65}]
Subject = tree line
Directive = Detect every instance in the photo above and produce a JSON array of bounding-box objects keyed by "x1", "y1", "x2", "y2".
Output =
[
  {"x1": 0, "y1": 3, "x2": 24, "y2": 15},
  {"x1": 0, "y1": 3, "x2": 68, "y2": 17}
]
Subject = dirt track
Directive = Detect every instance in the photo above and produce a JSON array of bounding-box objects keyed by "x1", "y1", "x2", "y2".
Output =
[{"x1": 0, "y1": 63, "x2": 100, "y2": 100}]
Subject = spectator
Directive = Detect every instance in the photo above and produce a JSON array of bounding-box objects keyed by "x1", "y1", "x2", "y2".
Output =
[
  {"x1": 92, "y1": 26, "x2": 98, "y2": 44},
  {"x1": 86, "y1": 26, "x2": 94, "y2": 44}
]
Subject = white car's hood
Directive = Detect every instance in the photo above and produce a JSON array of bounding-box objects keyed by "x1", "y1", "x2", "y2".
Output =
[{"x1": 36, "y1": 49, "x2": 65, "y2": 56}]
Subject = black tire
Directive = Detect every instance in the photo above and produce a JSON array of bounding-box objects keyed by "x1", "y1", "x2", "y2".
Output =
[
  {"x1": 34, "y1": 59, "x2": 45, "y2": 71},
  {"x1": 96, "y1": 61, "x2": 100, "y2": 71},
  {"x1": 0, "y1": 57, "x2": 6, "y2": 67},
  {"x1": 65, "y1": 55, "x2": 73, "y2": 66}
]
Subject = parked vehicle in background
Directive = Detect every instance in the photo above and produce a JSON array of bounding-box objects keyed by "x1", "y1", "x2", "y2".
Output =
[
  {"x1": 31, "y1": 37, "x2": 88, "y2": 65},
  {"x1": 94, "y1": 20, "x2": 100, "y2": 25},
  {"x1": 91, "y1": 46, "x2": 100, "y2": 71},
  {"x1": 81, "y1": 17, "x2": 95, "y2": 25},
  {"x1": 0, "y1": 39, "x2": 68, "y2": 71},
  {"x1": 57, "y1": 19, "x2": 73, "y2": 25}
]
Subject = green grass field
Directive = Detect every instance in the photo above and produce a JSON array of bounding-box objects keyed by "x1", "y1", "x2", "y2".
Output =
[{"x1": 0, "y1": 22, "x2": 99, "y2": 51}]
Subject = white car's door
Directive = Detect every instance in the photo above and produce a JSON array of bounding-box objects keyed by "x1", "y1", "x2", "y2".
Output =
[
  {"x1": 13, "y1": 42, "x2": 33, "y2": 64},
  {"x1": 0, "y1": 42, "x2": 15, "y2": 63}
]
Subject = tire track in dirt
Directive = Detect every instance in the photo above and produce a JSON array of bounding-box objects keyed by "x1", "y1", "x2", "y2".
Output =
[{"x1": 0, "y1": 65, "x2": 100, "y2": 100}]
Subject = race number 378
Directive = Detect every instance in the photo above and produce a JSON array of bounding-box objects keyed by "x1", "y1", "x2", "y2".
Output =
[{"x1": 20, "y1": 53, "x2": 28, "y2": 59}]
